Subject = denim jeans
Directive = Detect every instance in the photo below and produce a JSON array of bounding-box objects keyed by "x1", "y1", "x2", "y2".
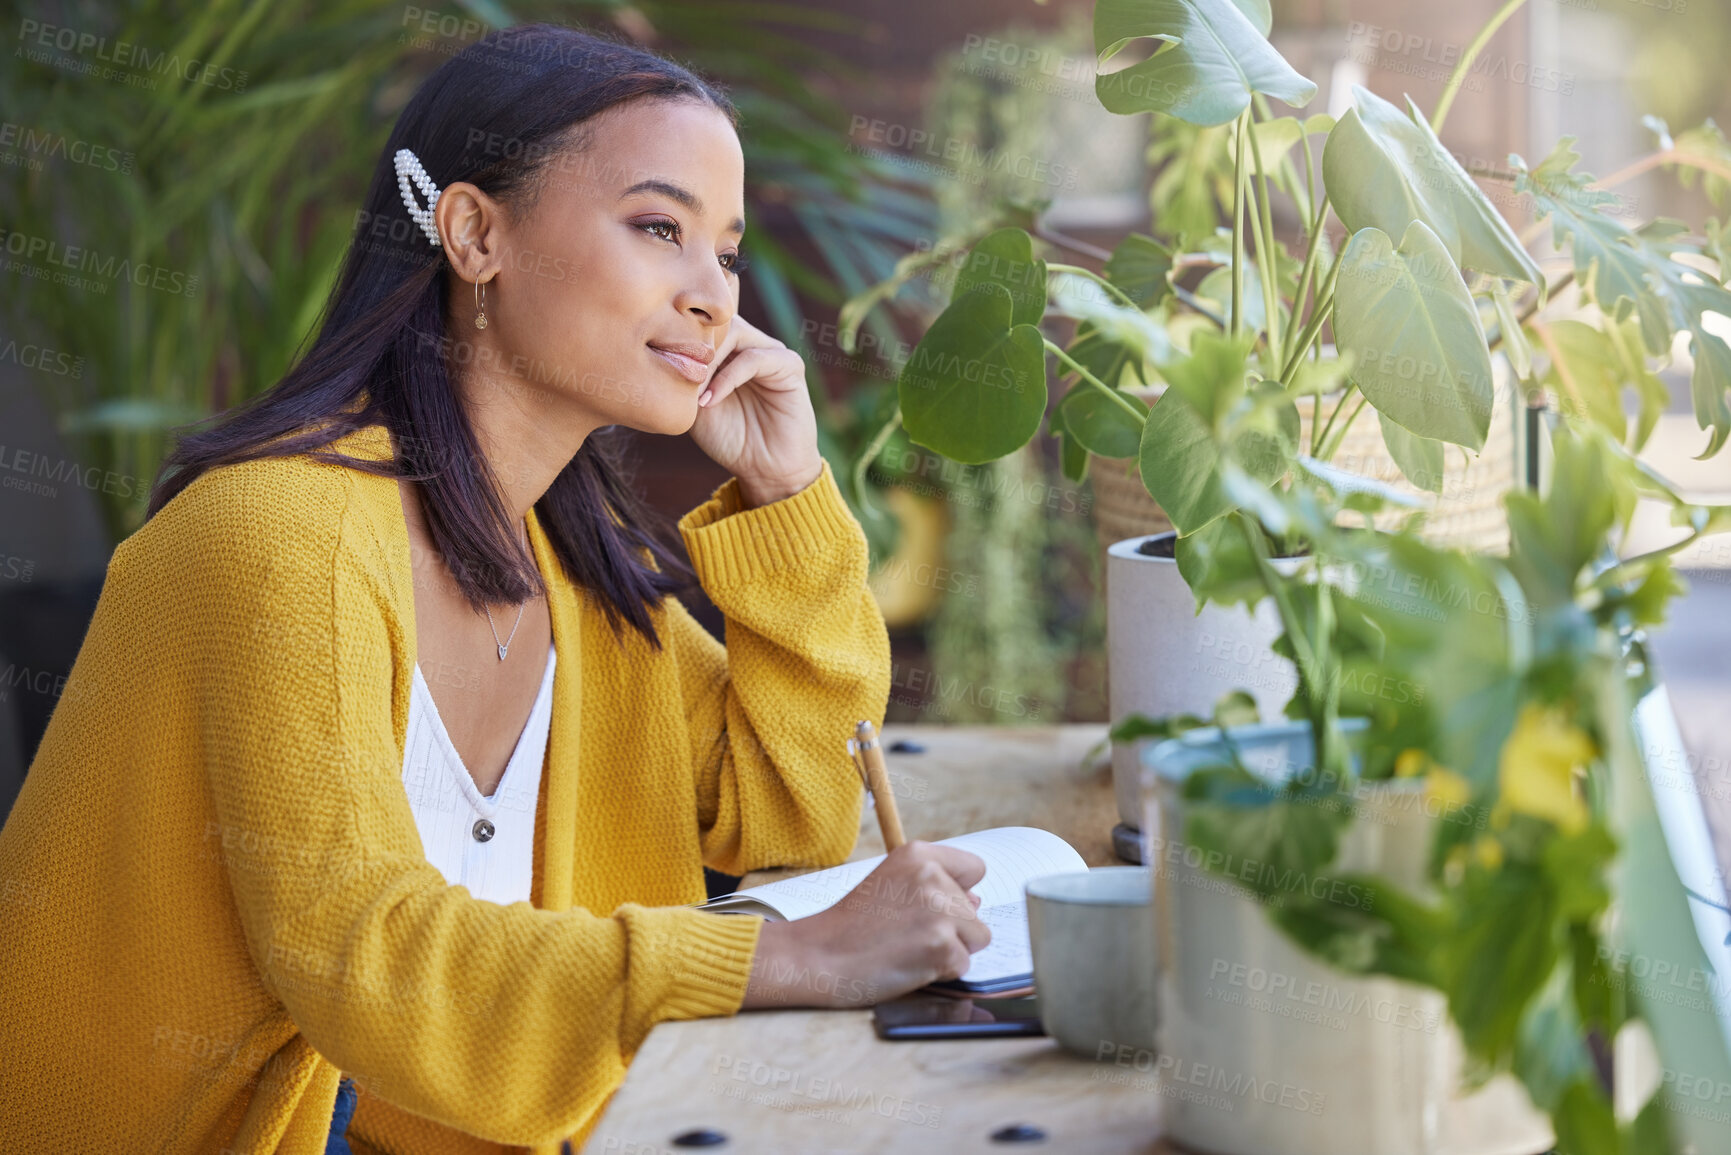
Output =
[
  {"x1": 324, "y1": 1082, "x2": 578, "y2": 1153},
  {"x1": 326, "y1": 1075, "x2": 357, "y2": 1155}
]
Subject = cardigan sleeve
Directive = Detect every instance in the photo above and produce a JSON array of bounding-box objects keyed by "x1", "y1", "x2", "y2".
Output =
[
  {"x1": 181, "y1": 463, "x2": 762, "y2": 1146},
  {"x1": 673, "y1": 458, "x2": 892, "y2": 876}
]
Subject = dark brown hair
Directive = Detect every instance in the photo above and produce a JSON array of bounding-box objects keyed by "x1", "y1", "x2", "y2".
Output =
[{"x1": 148, "y1": 23, "x2": 739, "y2": 648}]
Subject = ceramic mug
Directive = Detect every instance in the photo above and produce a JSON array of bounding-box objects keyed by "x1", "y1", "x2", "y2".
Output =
[{"x1": 1025, "y1": 866, "x2": 1157, "y2": 1060}]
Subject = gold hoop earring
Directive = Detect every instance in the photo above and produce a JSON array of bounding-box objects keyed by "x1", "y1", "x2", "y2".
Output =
[{"x1": 474, "y1": 279, "x2": 489, "y2": 330}]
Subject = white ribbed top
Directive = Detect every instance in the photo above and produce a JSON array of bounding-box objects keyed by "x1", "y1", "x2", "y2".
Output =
[{"x1": 400, "y1": 643, "x2": 555, "y2": 905}]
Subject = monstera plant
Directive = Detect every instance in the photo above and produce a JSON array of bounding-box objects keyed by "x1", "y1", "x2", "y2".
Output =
[{"x1": 841, "y1": 0, "x2": 1731, "y2": 580}]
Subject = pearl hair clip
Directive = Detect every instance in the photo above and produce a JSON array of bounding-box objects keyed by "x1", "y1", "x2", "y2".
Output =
[{"x1": 394, "y1": 148, "x2": 443, "y2": 247}]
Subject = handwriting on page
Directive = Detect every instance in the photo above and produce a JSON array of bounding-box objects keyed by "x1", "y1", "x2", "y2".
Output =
[
  {"x1": 935, "y1": 828, "x2": 1087, "y2": 909},
  {"x1": 962, "y1": 903, "x2": 1033, "y2": 983}
]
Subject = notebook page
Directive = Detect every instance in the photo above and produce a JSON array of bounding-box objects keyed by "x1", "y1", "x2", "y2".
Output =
[
  {"x1": 705, "y1": 856, "x2": 883, "y2": 921},
  {"x1": 939, "y1": 827, "x2": 1088, "y2": 909},
  {"x1": 701, "y1": 826, "x2": 1085, "y2": 922},
  {"x1": 961, "y1": 902, "x2": 1033, "y2": 984}
]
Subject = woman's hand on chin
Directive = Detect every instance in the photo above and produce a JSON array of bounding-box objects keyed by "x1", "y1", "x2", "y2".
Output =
[{"x1": 687, "y1": 314, "x2": 824, "y2": 509}]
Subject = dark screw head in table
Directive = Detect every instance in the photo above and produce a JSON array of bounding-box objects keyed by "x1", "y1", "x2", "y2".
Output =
[
  {"x1": 671, "y1": 1128, "x2": 729, "y2": 1147},
  {"x1": 991, "y1": 1123, "x2": 1047, "y2": 1143},
  {"x1": 887, "y1": 738, "x2": 926, "y2": 754}
]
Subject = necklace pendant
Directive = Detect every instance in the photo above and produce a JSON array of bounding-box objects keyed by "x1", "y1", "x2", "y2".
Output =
[{"x1": 483, "y1": 595, "x2": 526, "y2": 662}]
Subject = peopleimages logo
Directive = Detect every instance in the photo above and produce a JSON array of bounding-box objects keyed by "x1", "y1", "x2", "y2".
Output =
[
  {"x1": 0, "y1": 229, "x2": 199, "y2": 297},
  {"x1": 1206, "y1": 957, "x2": 1442, "y2": 1034},
  {"x1": 0, "y1": 338, "x2": 83, "y2": 379},
  {"x1": 15, "y1": 19, "x2": 251, "y2": 91},
  {"x1": 1344, "y1": 21, "x2": 1574, "y2": 95},
  {"x1": 1093, "y1": 1041, "x2": 1329, "y2": 1115},
  {"x1": 0, "y1": 122, "x2": 134, "y2": 173},
  {"x1": 709, "y1": 1055, "x2": 944, "y2": 1129},
  {"x1": 0, "y1": 444, "x2": 139, "y2": 499},
  {"x1": 1145, "y1": 833, "x2": 1376, "y2": 912}
]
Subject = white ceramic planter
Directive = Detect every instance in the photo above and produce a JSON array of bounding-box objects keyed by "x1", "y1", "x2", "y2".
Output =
[
  {"x1": 1142, "y1": 725, "x2": 1553, "y2": 1155},
  {"x1": 1106, "y1": 533, "x2": 1299, "y2": 835}
]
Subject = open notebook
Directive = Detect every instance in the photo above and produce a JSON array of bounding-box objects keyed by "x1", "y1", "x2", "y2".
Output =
[{"x1": 700, "y1": 827, "x2": 1087, "y2": 994}]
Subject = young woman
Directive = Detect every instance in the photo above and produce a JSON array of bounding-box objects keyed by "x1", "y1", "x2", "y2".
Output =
[{"x1": 0, "y1": 24, "x2": 990, "y2": 1155}]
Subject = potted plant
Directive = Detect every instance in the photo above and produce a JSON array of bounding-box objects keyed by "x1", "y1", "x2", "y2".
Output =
[
  {"x1": 838, "y1": 0, "x2": 1731, "y2": 856},
  {"x1": 1138, "y1": 414, "x2": 1731, "y2": 1153}
]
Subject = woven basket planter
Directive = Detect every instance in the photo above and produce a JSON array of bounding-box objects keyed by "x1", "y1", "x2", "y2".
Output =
[{"x1": 1087, "y1": 368, "x2": 1518, "y2": 555}]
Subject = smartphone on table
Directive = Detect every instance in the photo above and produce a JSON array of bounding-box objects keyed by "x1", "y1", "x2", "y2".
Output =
[{"x1": 872, "y1": 995, "x2": 1044, "y2": 1040}]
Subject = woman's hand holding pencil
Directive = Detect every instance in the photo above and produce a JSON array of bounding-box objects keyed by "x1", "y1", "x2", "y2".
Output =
[{"x1": 737, "y1": 721, "x2": 990, "y2": 1008}]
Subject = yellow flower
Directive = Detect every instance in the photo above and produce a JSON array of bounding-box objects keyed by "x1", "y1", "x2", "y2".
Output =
[
  {"x1": 1425, "y1": 767, "x2": 1473, "y2": 809},
  {"x1": 1498, "y1": 703, "x2": 1595, "y2": 834},
  {"x1": 1395, "y1": 748, "x2": 1428, "y2": 778},
  {"x1": 1472, "y1": 836, "x2": 1505, "y2": 871}
]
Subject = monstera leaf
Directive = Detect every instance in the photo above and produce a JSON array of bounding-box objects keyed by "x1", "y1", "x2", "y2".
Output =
[
  {"x1": 1333, "y1": 220, "x2": 1495, "y2": 452},
  {"x1": 898, "y1": 229, "x2": 1049, "y2": 464},
  {"x1": 1324, "y1": 87, "x2": 1542, "y2": 287},
  {"x1": 1093, "y1": 0, "x2": 1317, "y2": 126}
]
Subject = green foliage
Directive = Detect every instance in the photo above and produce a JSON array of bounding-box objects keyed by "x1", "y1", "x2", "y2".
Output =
[
  {"x1": 1376, "y1": 409, "x2": 1445, "y2": 495},
  {"x1": 1136, "y1": 332, "x2": 1297, "y2": 535},
  {"x1": 1332, "y1": 220, "x2": 1495, "y2": 451},
  {"x1": 1110, "y1": 688, "x2": 1258, "y2": 744},
  {"x1": 1514, "y1": 138, "x2": 1731, "y2": 456},
  {"x1": 1144, "y1": 119, "x2": 1235, "y2": 247},
  {"x1": 1323, "y1": 86, "x2": 1541, "y2": 287},
  {"x1": 1173, "y1": 513, "x2": 1275, "y2": 610},
  {"x1": 1179, "y1": 758, "x2": 1353, "y2": 904},
  {"x1": 1091, "y1": 0, "x2": 1317, "y2": 125},
  {"x1": 1102, "y1": 233, "x2": 1175, "y2": 308},
  {"x1": 836, "y1": 207, "x2": 1039, "y2": 357},
  {"x1": 1156, "y1": 416, "x2": 1731, "y2": 1152},
  {"x1": 1057, "y1": 382, "x2": 1148, "y2": 458},
  {"x1": 1085, "y1": 687, "x2": 1259, "y2": 782},
  {"x1": 907, "y1": 13, "x2": 1113, "y2": 729},
  {"x1": 843, "y1": 0, "x2": 1731, "y2": 567},
  {"x1": 828, "y1": 1, "x2": 1731, "y2": 1145},
  {"x1": 1541, "y1": 320, "x2": 1669, "y2": 453},
  {"x1": 923, "y1": 443, "x2": 1071, "y2": 726},
  {"x1": 897, "y1": 281, "x2": 1047, "y2": 463},
  {"x1": 1052, "y1": 248, "x2": 1179, "y2": 370},
  {"x1": 951, "y1": 227, "x2": 1050, "y2": 328}
]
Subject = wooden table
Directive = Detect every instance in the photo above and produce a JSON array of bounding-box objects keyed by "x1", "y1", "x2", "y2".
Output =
[
  {"x1": 582, "y1": 724, "x2": 1541, "y2": 1154},
  {"x1": 583, "y1": 723, "x2": 1174, "y2": 1154}
]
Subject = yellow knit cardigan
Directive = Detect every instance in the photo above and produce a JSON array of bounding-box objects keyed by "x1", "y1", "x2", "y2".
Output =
[{"x1": 0, "y1": 424, "x2": 889, "y2": 1153}]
